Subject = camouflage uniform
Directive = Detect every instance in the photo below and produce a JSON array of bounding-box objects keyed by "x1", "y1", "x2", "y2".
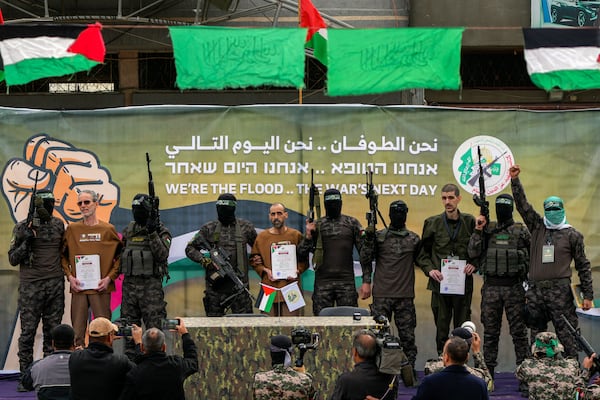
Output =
[
  {"x1": 467, "y1": 221, "x2": 531, "y2": 371},
  {"x1": 8, "y1": 217, "x2": 65, "y2": 374},
  {"x1": 253, "y1": 365, "x2": 316, "y2": 400},
  {"x1": 186, "y1": 219, "x2": 256, "y2": 316},
  {"x1": 424, "y1": 351, "x2": 494, "y2": 392},
  {"x1": 297, "y1": 214, "x2": 370, "y2": 316},
  {"x1": 359, "y1": 227, "x2": 421, "y2": 367},
  {"x1": 516, "y1": 331, "x2": 593, "y2": 400},
  {"x1": 512, "y1": 177, "x2": 594, "y2": 358},
  {"x1": 120, "y1": 221, "x2": 171, "y2": 328}
]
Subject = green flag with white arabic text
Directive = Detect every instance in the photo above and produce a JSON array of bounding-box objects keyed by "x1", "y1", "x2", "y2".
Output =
[
  {"x1": 169, "y1": 26, "x2": 307, "y2": 90},
  {"x1": 326, "y1": 28, "x2": 464, "y2": 96}
]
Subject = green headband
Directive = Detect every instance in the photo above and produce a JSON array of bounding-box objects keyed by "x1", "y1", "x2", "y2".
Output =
[
  {"x1": 535, "y1": 338, "x2": 558, "y2": 358},
  {"x1": 216, "y1": 199, "x2": 237, "y2": 207}
]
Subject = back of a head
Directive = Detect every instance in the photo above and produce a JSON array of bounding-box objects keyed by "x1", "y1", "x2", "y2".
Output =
[
  {"x1": 444, "y1": 336, "x2": 469, "y2": 365},
  {"x1": 353, "y1": 330, "x2": 377, "y2": 361},
  {"x1": 270, "y1": 335, "x2": 293, "y2": 367},
  {"x1": 51, "y1": 324, "x2": 75, "y2": 350},
  {"x1": 142, "y1": 328, "x2": 166, "y2": 354},
  {"x1": 450, "y1": 327, "x2": 473, "y2": 351}
]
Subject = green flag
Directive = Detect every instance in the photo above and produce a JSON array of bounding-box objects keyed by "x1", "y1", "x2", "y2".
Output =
[
  {"x1": 169, "y1": 26, "x2": 307, "y2": 90},
  {"x1": 327, "y1": 28, "x2": 464, "y2": 96}
]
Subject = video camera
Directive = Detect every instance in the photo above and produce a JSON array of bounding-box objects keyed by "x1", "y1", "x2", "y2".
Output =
[
  {"x1": 370, "y1": 315, "x2": 415, "y2": 387},
  {"x1": 291, "y1": 326, "x2": 320, "y2": 368}
]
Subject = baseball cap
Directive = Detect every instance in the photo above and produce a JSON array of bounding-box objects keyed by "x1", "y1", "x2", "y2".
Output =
[{"x1": 89, "y1": 317, "x2": 118, "y2": 337}]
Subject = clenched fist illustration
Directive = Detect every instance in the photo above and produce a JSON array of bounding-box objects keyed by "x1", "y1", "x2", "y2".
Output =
[{"x1": 2, "y1": 134, "x2": 120, "y2": 224}]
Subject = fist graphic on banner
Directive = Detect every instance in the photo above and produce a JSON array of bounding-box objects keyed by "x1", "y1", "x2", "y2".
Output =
[{"x1": 2, "y1": 134, "x2": 120, "y2": 224}]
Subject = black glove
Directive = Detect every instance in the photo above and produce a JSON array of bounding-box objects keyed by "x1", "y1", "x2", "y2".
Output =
[
  {"x1": 146, "y1": 218, "x2": 159, "y2": 234},
  {"x1": 23, "y1": 228, "x2": 35, "y2": 243}
]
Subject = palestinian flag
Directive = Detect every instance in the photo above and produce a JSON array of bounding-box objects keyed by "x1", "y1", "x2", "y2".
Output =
[
  {"x1": 0, "y1": 23, "x2": 105, "y2": 87},
  {"x1": 300, "y1": 0, "x2": 327, "y2": 66},
  {"x1": 523, "y1": 28, "x2": 600, "y2": 91},
  {"x1": 255, "y1": 283, "x2": 278, "y2": 312}
]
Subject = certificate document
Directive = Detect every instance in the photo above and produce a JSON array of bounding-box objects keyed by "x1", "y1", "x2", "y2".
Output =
[
  {"x1": 440, "y1": 258, "x2": 466, "y2": 295},
  {"x1": 75, "y1": 254, "x2": 101, "y2": 290},
  {"x1": 271, "y1": 244, "x2": 297, "y2": 279}
]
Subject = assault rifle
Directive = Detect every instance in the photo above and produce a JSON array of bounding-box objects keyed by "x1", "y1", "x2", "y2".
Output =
[
  {"x1": 365, "y1": 170, "x2": 387, "y2": 230},
  {"x1": 308, "y1": 169, "x2": 321, "y2": 223},
  {"x1": 197, "y1": 236, "x2": 255, "y2": 307},
  {"x1": 145, "y1": 153, "x2": 160, "y2": 225},
  {"x1": 26, "y1": 171, "x2": 40, "y2": 227},
  {"x1": 472, "y1": 146, "x2": 490, "y2": 224},
  {"x1": 561, "y1": 314, "x2": 600, "y2": 370}
]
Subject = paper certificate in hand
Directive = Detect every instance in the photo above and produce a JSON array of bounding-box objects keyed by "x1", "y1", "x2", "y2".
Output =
[
  {"x1": 75, "y1": 254, "x2": 101, "y2": 290},
  {"x1": 271, "y1": 243, "x2": 297, "y2": 279},
  {"x1": 440, "y1": 258, "x2": 466, "y2": 295}
]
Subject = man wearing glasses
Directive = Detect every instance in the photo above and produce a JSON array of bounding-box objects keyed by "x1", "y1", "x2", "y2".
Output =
[{"x1": 61, "y1": 190, "x2": 123, "y2": 347}]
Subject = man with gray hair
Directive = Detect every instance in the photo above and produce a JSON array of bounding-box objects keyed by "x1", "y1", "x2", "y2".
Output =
[
  {"x1": 61, "y1": 189, "x2": 123, "y2": 347},
  {"x1": 331, "y1": 330, "x2": 397, "y2": 400},
  {"x1": 120, "y1": 318, "x2": 198, "y2": 400}
]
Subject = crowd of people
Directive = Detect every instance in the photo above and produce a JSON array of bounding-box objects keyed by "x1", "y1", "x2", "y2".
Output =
[{"x1": 7, "y1": 162, "x2": 599, "y2": 399}]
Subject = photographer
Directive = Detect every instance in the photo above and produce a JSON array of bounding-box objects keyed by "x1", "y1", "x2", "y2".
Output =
[
  {"x1": 253, "y1": 335, "x2": 316, "y2": 400},
  {"x1": 69, "y1": 317, "x2": 136, "y2": 400},
  {"x1": 423, "y1": 326, "x2": 493, "y2": 392},
  {"x1": 120, "y1": 318, "x2": 198, "y2": 400},
  {"x1": 331, "y1": 330, "x2": 397, "y2": 400},
  {"x1": 413, "y1": 336, "x2": 488, "y2": 400}
]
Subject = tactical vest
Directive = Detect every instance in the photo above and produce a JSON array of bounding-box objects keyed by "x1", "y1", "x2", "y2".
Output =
[
  {"x1": 122, "y1": 222, "x2": 157, "y2": 277},
  {"x1": 484, "y1": 222, "x2": 527, "y2": 277}
]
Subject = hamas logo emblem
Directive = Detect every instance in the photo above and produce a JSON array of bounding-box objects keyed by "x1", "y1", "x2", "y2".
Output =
[{"x1": 452, "y1": 135, "x2": 514, "y2": 197}]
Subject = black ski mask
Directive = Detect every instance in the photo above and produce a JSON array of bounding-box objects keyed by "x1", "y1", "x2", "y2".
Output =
[
  {"x1": 324, "y1": 189, "x2": 342, "y2": 219},
  {"x1": 132, "y1": 193, "x2": 152, "y2": 225},
  {"x1": 216, "y1": 193, "x2": 237, "y2": 225},
  {"x1": 389, "y1": 200, "x2": 408, "y2": 230},
  {"x1": 34, "y1": 190, "x2": 55, "y2": 223},
  {"x1": 495, "y1": 194, "x2": 514, "y2": 225}
]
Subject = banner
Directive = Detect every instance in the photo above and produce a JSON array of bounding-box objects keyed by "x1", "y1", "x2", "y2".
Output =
[
  {"x1": 2, "y1": 104, "x2": 600, "y2": 371},
  {"x1": 2, "y1": 105, "x2": 600, "y2": 266}
]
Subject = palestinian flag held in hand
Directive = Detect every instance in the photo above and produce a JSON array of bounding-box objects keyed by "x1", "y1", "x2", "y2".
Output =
[
  {"x1": 523, "y1": 28, "x2": 600, "y2": 91},
  {"x1": 300, "y1": 0, "x2": 327, "y2": 65},
  {"x1": 0, "y1": 23, "x2": 105, "y2": 87},
  {"x1": 255, "y1": 283, "x2": 278, "y2": 313}
]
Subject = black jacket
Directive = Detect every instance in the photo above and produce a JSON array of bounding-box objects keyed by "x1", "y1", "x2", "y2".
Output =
[
  {"x1": 331, "y1": 361, "x2": 397, "y2": 400},
  {"x1": 119, "y1": 333, "x2": 199, "y2": 400},
  {"x1": 69, "y1": 342, "x2": 135, "y2": 400}
]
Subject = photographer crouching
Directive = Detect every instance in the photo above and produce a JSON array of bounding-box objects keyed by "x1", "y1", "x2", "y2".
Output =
[{"x1": 253, "y1": 330, "x2": 318, "y2": 400}]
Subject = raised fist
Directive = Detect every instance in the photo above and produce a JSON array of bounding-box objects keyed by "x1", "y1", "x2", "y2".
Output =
[{"x1": 2, "y1": 134, "x2": 120, "y2": 225}]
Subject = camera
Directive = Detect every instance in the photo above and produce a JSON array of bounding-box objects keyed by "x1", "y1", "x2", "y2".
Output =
[
  {"x1": 116, "y1": 325, "x2": 133, "y2": 337},
  {"x1": 290, "y1": 326, "x2": 320, "y2": 367},
  {"x1": 461, "y1": 321, "x2": 476, "y2": 333},
  {"x1": 162, "y1": 318, "x2": 180, "y2": 330},
  {"x1": 370, "y1": 315, "x2": 415, "y2": 387}
]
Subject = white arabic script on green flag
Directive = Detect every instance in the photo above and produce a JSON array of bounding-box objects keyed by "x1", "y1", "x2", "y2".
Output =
[
  {"x1": 169, "y1": 26, "x2": 307, "y2": 90},
  {"x1": 326, "y1": 27, "x2": 464, "y2": 96}
]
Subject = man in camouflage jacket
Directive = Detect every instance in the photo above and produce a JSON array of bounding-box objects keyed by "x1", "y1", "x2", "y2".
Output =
[{"x1": 253, "y1": 335, "x2": 316, "y2": 400}]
